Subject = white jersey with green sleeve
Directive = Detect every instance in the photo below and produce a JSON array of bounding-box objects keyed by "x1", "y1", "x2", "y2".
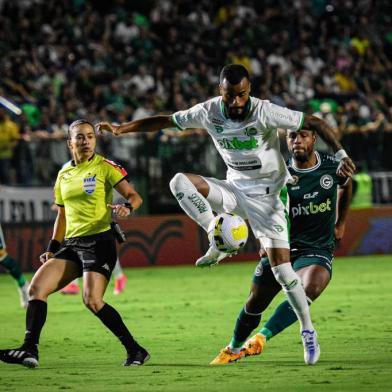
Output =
[{"x1": 172, "y1": 96, "x2": 304, "y2": 194}]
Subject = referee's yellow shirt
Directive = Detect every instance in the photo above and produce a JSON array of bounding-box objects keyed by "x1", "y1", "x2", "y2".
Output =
[{"x1": 54, "y1": 154, "x2": 128, "y2": 238}]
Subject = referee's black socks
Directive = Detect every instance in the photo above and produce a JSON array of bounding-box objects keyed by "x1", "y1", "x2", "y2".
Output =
[
  {"x1": 23, "y1": 299, "x2": 47, "y2": 353},
  {"x1": 95, "y1": 303, "x2": 136, "y2": 351}
]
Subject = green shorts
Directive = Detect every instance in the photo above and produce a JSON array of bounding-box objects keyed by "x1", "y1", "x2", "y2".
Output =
[{"x1": 252, "y1": 250, "x2": 333, "y2": 286}]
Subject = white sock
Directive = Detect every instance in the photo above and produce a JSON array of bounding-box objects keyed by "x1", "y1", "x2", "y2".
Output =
[
  {"x1": 271, "y1": 263, "x2": 314, "y2": 331},
  {"x1": 112, "y1": 259, "x2": 123, "y2": 278},
  {"x1": 205, "y1": 182, "x2": 223, "y2": 206},
  {"x1": 169, "y1": 173, "x2": 214, "y2": 231}
]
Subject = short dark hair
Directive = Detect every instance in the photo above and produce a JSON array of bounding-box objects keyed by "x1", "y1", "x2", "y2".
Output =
[
  {"x1": 219, "y1": 64, "x2": 250, "y2": 85},
  {"x1": 68, "y1": 119, "x2": 95, "y2": 139}
]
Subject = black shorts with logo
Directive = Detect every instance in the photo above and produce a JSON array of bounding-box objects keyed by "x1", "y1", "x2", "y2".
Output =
[{"x1": 55, "y1": 229, "x2": 117, "y2": 280}]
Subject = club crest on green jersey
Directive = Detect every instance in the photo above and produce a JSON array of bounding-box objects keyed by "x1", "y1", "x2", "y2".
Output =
[
  {"x1": 320, "y1": 174, "x2": 333, "y2": 189},
  {"x1": 291, "y1": 175, "x2": 299, "y2": 185},
  {"x1": 83, "y1": 175, "x2": 96, "y2": 194}
]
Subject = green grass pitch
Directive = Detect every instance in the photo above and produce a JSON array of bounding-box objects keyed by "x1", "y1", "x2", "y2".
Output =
[{"x1": 1, "y1": 255, "x2": 392, "y2": 392}]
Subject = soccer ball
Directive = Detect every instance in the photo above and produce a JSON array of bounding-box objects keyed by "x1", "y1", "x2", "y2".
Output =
[{"x1": 211, "y1": 213, "x2": 248, "y2": 254}]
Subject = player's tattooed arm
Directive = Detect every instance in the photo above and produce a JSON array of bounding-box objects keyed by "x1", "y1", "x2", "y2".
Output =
[
  {"x1": 303, "y1": 114, "x2": 356, "y2": 177},
  {"x1": 303, "y1": 114, "x2": 341, "y2": 152},
  {"x1": 97, "y1": 115, "x2": 174, "y2": 136}
]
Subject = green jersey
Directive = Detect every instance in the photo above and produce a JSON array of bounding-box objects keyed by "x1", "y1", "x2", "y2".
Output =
[
  {"x1": 54, "y1": 154, "x2": 127, "y2": 238},
  {"x1": 287, "y1": 151, "x2": 347, "y2": 254}
]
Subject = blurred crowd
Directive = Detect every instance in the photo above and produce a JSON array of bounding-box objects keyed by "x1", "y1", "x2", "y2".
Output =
[{"x1": 1, "y1": 0, "x2": 392, "y2": 194}]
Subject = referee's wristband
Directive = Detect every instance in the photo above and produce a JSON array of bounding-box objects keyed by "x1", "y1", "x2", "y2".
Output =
[
  {"x1": 47, "y1": 239, "x2": 61, "y2": 254},
  {"x1": 335, "y1": 149, "x2": 348, "y2": 161},
  {"x1": 123, "y1": 203, "x2": 133, "y2": 212}
]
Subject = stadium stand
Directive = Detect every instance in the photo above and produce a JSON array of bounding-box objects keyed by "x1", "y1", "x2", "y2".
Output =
[{"x1": 0, "y1": 0, "x2": 391, "y2": 211}]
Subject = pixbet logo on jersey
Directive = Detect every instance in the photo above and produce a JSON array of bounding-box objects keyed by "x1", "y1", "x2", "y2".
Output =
[
  {"x1": 217, "y1": 136, "x2": 258, "y2": 150},
  {"x1": 291, "y1": 198, "x2": 332, "y2": 218}
]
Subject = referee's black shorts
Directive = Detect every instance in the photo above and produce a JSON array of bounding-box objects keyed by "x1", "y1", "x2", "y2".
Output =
[{"x1": 55, "y1": 229, "x2": 117, "y2": 280}]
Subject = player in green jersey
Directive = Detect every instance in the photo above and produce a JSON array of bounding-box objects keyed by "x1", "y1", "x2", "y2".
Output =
[
  {"x1": 0, "y1": 225, "x2": 29, "y2": 308},
  {"x1": 211, "y1": 128, "x2": 352, "y2": 365},
  {"x1": 0, "y1": 120, "x2": 149, "y2": 368}
]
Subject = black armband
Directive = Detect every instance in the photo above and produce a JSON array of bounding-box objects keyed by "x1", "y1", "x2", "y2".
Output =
[
  {"x1": 47, "y1": 239, "x2": 61, "y2": 254},
  {"x1": 123, "y1": 203, "x2": 133, "y2": 212}
]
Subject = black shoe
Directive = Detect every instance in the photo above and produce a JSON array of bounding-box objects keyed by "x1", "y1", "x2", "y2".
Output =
[
  {"x1": 124, "y1": 344, "x2": 150, "y2": 366},
  {"x1": 0, "y1": 347, "x2": 39, "y2": 368}
]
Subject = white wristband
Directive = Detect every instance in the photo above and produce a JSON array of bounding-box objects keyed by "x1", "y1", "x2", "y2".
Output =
[{"x1": 335, "y1": 149, "x2": 348, "y2": 161}]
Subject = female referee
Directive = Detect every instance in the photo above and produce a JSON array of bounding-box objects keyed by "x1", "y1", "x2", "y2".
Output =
[{"x1": 0, "y1": 119, "x2": 149, "y2": 368}]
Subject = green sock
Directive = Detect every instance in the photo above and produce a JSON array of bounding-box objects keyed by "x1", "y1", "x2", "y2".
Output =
[
  {"x1": 1, "y1": 254, "x2": 26, "y2": 287},
  {"x1": 230, "y1": 307, "x2": 262, "y2": 350},
  {"x1": 259, "y1": 327, "x2": 273, "y2": 341},
  {"x1": 259, "y1": 300, "x2": 298, "y2": 340}
]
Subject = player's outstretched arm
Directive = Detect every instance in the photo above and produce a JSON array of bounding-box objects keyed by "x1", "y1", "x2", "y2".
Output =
[
  {"x1": 303, "y1": 114, "x2": 356, "y2": 177},
  {"x1": 97, "y1": 115, "x2": 174, "y2": 136}
]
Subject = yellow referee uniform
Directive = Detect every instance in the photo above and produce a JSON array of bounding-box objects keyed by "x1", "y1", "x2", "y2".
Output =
[{"x1": 54, "y1": 154, "x2": 127, "y2": 238}]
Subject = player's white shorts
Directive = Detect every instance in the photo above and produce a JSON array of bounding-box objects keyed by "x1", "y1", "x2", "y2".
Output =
[{"x1": 204, "y1": 177, "x2": 289, "y2": 249}]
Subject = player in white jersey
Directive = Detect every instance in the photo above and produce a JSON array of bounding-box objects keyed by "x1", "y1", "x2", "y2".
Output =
[{"x1": 97, "y1": 64, "x2": 355, "y2": 364}]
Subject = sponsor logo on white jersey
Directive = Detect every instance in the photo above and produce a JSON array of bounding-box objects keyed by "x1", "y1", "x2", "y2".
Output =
[{"x1": 217, "y1": 136, "x2": 258, "y2": 150}]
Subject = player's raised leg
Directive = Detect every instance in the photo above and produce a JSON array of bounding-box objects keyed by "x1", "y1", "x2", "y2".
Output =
[{"x1": 169, "y1": 173, "x2": 227, "y2": 267}]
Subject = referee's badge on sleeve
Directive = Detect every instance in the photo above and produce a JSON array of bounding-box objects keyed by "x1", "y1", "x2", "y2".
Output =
[{"x1": 83, "y1": 175, "x2": 96, "y2": 194}]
